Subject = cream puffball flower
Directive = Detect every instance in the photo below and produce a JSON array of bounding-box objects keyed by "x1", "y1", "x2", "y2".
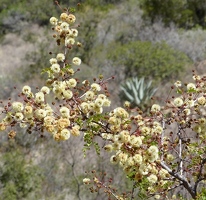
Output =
[
  {"x1": 187, "y1": 83, "x2": 196, "y2": 91},
  {"x1": 151, "y1": 104, "x2": 161, "y2": 113},
  {"x1": 72, "y1": 57, "x2": 81, "y2": 65},
  {"x1": 50, "y1": 17, "x2": 58, "y2": 25},
  {"x1": 56, "y1": 53, "x2": 65, "y2": 62},
  {"x1": 174, "y1": 97, "x2": 184, "y2": 107},
  {"x1": 22, "y1": 85, "x2": 31, "y2": 95},
  {"x1": 51, "y1": 63, "x2": 60, "y2": 73}
]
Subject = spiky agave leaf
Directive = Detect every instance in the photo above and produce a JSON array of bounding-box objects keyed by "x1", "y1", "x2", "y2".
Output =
[{"x1": 120, "y1": 77, "x2": 157, "y2": 109}]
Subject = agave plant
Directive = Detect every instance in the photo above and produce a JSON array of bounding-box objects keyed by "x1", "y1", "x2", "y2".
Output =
[{"x1": 120, "y1": 77, "x2": 158, "y2": 110}]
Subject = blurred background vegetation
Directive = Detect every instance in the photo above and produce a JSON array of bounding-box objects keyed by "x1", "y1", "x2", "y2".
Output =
[{"x1": 0, "y1": 0, "x2": 206, "y2": 199}]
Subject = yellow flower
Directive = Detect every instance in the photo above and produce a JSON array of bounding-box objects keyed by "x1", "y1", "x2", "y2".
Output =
[
  {"x1": 198, "y1": 96, "x2": 206, "y2": 105},
  {"x1": 41, "y1": 86, "x2": 50, "y2": 94},
  {"x1": 83, "y1": 178, "x2": 91, "y2": 185},
  {"x1": 56, "y1": 53, "x2": 65, "y2": 62},
  {"x1": 0, "y1": 123, "x2": 6, "y2": 131},
  {"x1": 22, "y1": 85, "x2": 31, "y2": 95},
  {"x1": 67, "y1": 14, "x2": 76, "y2": 24},
  {"x1": 91, "y1": 83, "x2": 101, "y2": 92},
  {"x1": 60, "y1": 22, "x2": 69, "y2": 31},
  {"x1": 72, "y1": 57, "x2": 81, "y2": 65},
  {"x1": 147, "y1": 174, "x2": 158, "y2": 184},
  {"x1": 151, "y1": 104, "x2": 160, "y2": 113},
  {"x1": 60, "y1": 106, "x2": 70, "y2": 118},
  {"x1": 12, "y1": 102, "x2": 24, "y2": 112},
  {"x1": 49, "y1": 17, "x2": 58, "y2": 25},
  {"x1": 71, "y1": 125, "x2": 80, "y2": 136},
  {"x1": 60, "y1": 13, "x2": 68, "y2": 21},
  {"x1": 133, "y1": 154, "x2": 143, "y2": 165},
  {"x1": 187, "y1": 83, "x2": 196, "y2": 91},
  {"x1": 35, "y1": 92, "x2": 45, "y2": 103},
  {"x1": 174, "y1": 97, "x2": 183, "y2": 107},
  {"x1": 60, "y1": 129, "x2": 70, "y2": 140},
  {"x1": 14, "y1": 112, "x2": 24, "y2": 121},
  {"x1": 51, "y1": 63, "x2": 60, "y2": 73},
  {"x1": 49, "y1": 58, "x2": 58, "y2": 64}
]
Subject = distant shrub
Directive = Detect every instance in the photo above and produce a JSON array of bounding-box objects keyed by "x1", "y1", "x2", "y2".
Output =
[
  {"x1": 139, "y1": 0, "x2": 206, "y2": 29},
  {"x1": 108, "y1": 41, "x2": 191, "y2": 83},
  {"x1": 0, "y1": 148, "x2": 42, "y2": 200},
  {"x1": 138, "y1": 22, "x2": 206, "y2": 62}
]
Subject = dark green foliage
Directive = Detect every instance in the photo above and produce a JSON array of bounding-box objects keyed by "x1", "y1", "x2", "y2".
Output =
[
  {"x1": 108, "y1": 41, "x2": 191, "y2": 83},
  {"x1": 0, "y1": 146, "x2": 42, "y2": 200},
  {"x1": 139, "y1": 0, "x2": 206, "y2": 28}
]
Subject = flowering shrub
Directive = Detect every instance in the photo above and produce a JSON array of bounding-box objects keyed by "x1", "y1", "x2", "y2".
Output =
[{"x1": 0, "y1": 2, "x2": 206, "y2": 199}]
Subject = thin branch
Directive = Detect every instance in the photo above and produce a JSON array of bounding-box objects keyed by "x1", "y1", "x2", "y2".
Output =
[{"x1": 194, "y1": 158, "x2": 206, "y2": 193}]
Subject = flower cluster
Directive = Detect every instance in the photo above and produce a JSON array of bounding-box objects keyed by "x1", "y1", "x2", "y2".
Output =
[{"x1": 1, "y1": 2, "x2": 206, "y2": 199}]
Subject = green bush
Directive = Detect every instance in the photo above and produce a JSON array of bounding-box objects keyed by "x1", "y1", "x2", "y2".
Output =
[
  {"x1": 139, "y1": 0, "x2": 206, "y2": 29},
  {"x1": 108, "y1": 41, "x2": 191, "y2": 83},
  {"x1": 0, "y1": 148, "x2": 42, "y2": 200}
]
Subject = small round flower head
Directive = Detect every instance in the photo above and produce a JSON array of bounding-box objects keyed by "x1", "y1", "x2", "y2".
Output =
[
  {"x1": 22, "y1": 85, "x2": 31, "y2": 95},
  {"x1": 60, "y1": 106, "x2": 70, "y2": 118},
  {"x1": 133, "y1": 154, "x2": 143, "y2": 165},
  {"x1": 67, "y1": 14, "x2": 76, "y2": 24},
  {"x1": 91, "y1": 83, "x2": 101, "y2": 92},
  {"x1": 104, "y1": 144, "x2": 113, "y2": 152},
  {"x1": 103, "y1": 99, "x2": 111, "y2": 107},
  {"x1": 57, "y1": 118, "x2": 70, "y2": 129},
  {"x1": 63, "y1": 89, "x2": 73, "y2": 99},
  {"x1": 0, "y1": 123, "x2": 6, "y2": 131},
  {"x1": 198, "y1": 96, "x2": 206, "y2": 105},
  {"x1": 147, "y1": 174, "x2": 158, "y2": 184},
  {"x1": 174, "y1": 80, "x2": 181, "y2": 87},
  {"x1": 12, "y1": 102, "x2": 24, "y2": 112},
  {"x1": 85, "y1": 91, "x2": 95, "y2": 100},
  {"x1": 186, "y1": 100, "x2": 194, "y2": 108},
  {"x1": 24, "y1": 105, "x2": 33, "y2": 116},
  {"x1": 49, "y1": 58, "x2": 58, "y2": 65},
  {"x1": 14, "y1": 112, "x2": 24, "y2": 121},
  {"x1": 35, "y1": 109, "x2": 47, "y2": 119},
  {"x1": 174, "y1": 97, "x2": 183, "y2": 107},
  {"x1": 8, "y1": 130, "x2": 16, "y2": 139},
  {"x1": 154, "y1": 195, "x2": 160, "y2": 200},
  {"x1": 151, "y1": 104, "x2": 161, "y2": 113},
  {"x1": 60, "y1": 13, "x2": 68, "y2": 21},
  {"x1": 65, "y1": 37, "x2": 75, "y2": 46},
  {"x1": 35, "y1": 92, "x2": 45, "y2": 103},
  {"x1": 141, "y1": 126, "x2": 151, "y2": 136},
  {"x1": 110, "y1": 155, "x2": 118, "y2": 164},
  {"x1": 187, "y1": 83, "x2": 196, "y2": 91},
  {"x1": 166, "y1": 154, "x2": 174, "y2": 162},
  {"x1": 72, "y1": 57, "x2": 81, "y2": 65},
  {"x1": 50, "y1": 17, "x2": 58, "y2": 25},
  {"x1": 130, "y1": 135, "x2": 142, "y2": 147},
  {"x1": 60, "y1": 22, "x2": 69, "y2": 31},
  {"x1": 113, "y1": 107, "x2": 129, "y2": 118},
  {"x1": 124, "y1": 101, "x2": 131, "y2": 108},
  {"x1": 70, "y1": 29, "x2": 78, "y2": 37},
  {"x1": 95, "y1": 98, "x2": 104, "y2": 107},
  {"x1": 68, "y1": 78, "x2": 77, "y2": 88},
  {"x1": 83, "y1": 178, "x2": 91, "y2": 185},
  {"x1": 56, "y1": 53, "x2": 65, "y2": 62},
  {"x1": 148, "y1": 145, "x2": 159, "y2": 155},
  {"x1": 51, "y1": 63, "x2": 60, "y2": 73},
  {"x1": 193, "y1": 75, "x2": 200, "y2": 81},
  {"x1": 60, "y1": 129, "x2": 70, "y2": 140},
  {"x1": 71, "y1": 125, "x2": 80, "y2": 136},
  {"x1": 41, "y1": 86, "x2": 50, "y2": 95}
]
